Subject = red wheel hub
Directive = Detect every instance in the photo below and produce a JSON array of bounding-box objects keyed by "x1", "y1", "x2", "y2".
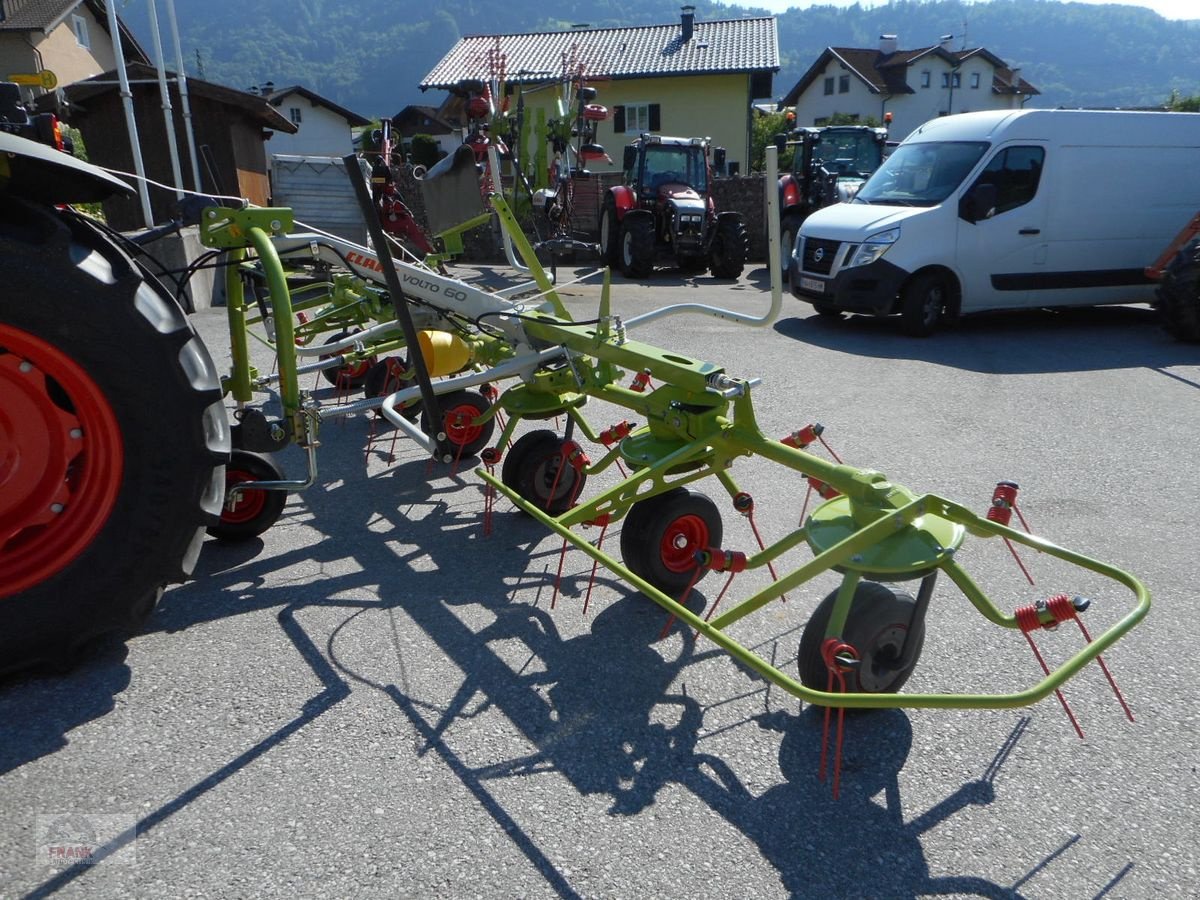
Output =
[
  {"x1": 0, "y1": 325, "x2": 124, "y2": 598},
  {"x1": 659, "y1": 514, "x2": 708, "y2": 573},
  {"x1": 444, "y1": 404, "x2": 483, "y2": 447},
  {"x1": 221, "y1": 470, "x2": 267, "y2": 524}
]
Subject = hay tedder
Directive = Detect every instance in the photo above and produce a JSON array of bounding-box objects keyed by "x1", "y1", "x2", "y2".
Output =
[{"x1": 1, "y1": 118, "x2": 1148, "y2": 787}]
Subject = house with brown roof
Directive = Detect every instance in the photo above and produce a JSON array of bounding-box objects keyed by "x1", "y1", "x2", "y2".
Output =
[
  {"x1": 0, "y1": 0, "x2": 147, "y2": 96},
  {"x1": 261, "y1": 83, "x2": 371, "y2": 158},
  {"x1": 782, "y1": 35, "x2": 1039, "y2": 142},
  {"x1": 52, "y1": 62, "x2": 297, "y2": 228},
  {"x1": 420, "y1": 6, "x2": 778, "y2": 176}
]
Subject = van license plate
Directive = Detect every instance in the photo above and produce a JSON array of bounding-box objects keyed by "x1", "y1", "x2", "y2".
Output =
[{"x1": 800, "y1": 277, "x2": 824, "y2": 294}]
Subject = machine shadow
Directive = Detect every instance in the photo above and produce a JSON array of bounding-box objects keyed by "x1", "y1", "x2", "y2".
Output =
[
  {"x1": 18, "y1": 407, "x2": 1024, "y2": 897},
  {"x1": 774, "y1": 303, "x2": 1198, "y2": 377}
]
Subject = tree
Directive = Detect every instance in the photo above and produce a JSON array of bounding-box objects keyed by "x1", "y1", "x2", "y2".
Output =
[
  {"x1": 1167, "y1": 90, "x2": 1200, "y2": 112},
  {"x1": 750, "y1": 111, "x2": 793, "y2": 173}
]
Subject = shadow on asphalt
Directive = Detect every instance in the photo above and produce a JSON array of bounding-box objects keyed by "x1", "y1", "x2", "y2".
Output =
[
  {"x1": 775, "y1": 303, "x2": 1199, "y2": 377},
  {"x1": 2, "y1": 398, "x2": 1090, "y2": 899}
]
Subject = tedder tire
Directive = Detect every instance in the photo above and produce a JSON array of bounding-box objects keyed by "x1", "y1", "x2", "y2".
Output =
[
  {"x1": 620, "y1": 214, "x2": 655, "y2": 278},
  {"x1": 207, "y1": 450, "x2": 286, "y2": 542},
  {"x1": 420, "y1": 389, "x2": 495, "y2": 460},
  {"x1": 797, "y1": 581, "x2": 925, "y2": 697},
  {"x1": 0, "y1": 199, "x2": 229, "y2": 674},
  {"x1": 1158, "y1": 236, "x2": 1200, "y2": 342},
  {"x1": 501, "y1": 430, "x2": 586, "y2": 515},
  {"x1": 320, "y1": 329, "x2": 376, "y2": 388},
  {"x1": 620, "y1": 488, "x2": 722, "y2": 597},
  {"x1": 709, "y1": 215, "x2": 748, "y2": 279}
]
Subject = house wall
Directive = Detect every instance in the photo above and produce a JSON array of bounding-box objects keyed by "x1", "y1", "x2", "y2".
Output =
[
  {"x1": 268, "y1": 96, "x2": 355, "y2": 158},
  {"x1": 0, "y1": 4, "x2": 116, "y2": 92},
  {"x1": 510, "y1": 72, "x2": 753, "y2": 177},
  {"x1": 793, "y1": 54, "x2": 1027, "y2": 142}
]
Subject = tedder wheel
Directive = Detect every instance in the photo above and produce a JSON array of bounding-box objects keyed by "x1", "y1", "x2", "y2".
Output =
[
  {"x1": 900, "y1": 272, "x2": 949, "y2": 337},
  {"x1": 501, "y1": 430, "x2": 586, "y2": 515},
  {"x1": 797, "y1": 581, "x2": 926, "y2": 697},
  {"x1": 620, "y1": 214, "x2": 655, "y2": 278},
  {"x1": 319, "y1": 329, "x2": 376, "y2": 388},
  {"x1": 207, "y1": 450, "x2": 286, "y2": 542},
  {"x1": 363, "y1": 356, "x2": 418, "y2": 419},
  {"x1": 1157, "y1": 236, "x2": 1200, "y2": 342},
  {"x1": 0, "y1": 199, "x2": 228, "y2": 675},
  {"x1": 709, "y1": 216, "x2": 748, "y2": 279},
  {"x1": 599, "y1": 199, "x2": 622, "y2": 268},
  {"x1": 620, "y1": 488, "x2": 723, "y2": 597},
  {"x1": 420, "y1": 389, "x2": 494, "y2": 459}
]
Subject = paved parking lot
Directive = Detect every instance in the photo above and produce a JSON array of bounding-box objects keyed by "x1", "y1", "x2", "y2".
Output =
[{"x1": 2, "y1": 264, "x2": 1198, "y2": 898}]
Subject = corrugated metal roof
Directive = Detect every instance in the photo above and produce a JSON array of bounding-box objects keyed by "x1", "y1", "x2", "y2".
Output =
[{"x1": 420, "y1": 16, "x2": 778, "y2": 90}]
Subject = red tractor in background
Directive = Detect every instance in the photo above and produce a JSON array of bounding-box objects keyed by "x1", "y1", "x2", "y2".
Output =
[
  {"x1": 598, "y1": 134, "x2": 747, "y2": 279},
  {"x1": 1146, "y1": 210, "x2": 1200, "y2": 341},
  {"x1": 774, "y1": 125, "x2": 888, "y2": 282}
]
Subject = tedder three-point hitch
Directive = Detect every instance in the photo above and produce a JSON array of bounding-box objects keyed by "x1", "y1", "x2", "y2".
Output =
[{"x1": 194, "y1": 147, "x2": 1148, "y2": 790}]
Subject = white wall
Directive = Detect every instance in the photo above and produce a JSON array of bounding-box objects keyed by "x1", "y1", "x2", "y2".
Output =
[
  {"x1": 793, "y1": 55, "x2": 1027, "y2": 142},
  {"x1": 268, "y1": 96, "x2": 355, "y2": 158}
]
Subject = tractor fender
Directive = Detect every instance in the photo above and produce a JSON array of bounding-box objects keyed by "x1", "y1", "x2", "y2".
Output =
[
  {"x1": 0, "y1": 130, "x2": 132, "y2": 205},
  {"x1": 779, "y1": 174, "x2": 801, "y2": 211},
  {"x1": 610, "y1": 184, "x2": 637, "y2": 215}
]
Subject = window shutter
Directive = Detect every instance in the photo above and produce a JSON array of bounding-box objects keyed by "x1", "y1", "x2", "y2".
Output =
[
  {"x1": 613, "y1": 105, "x2": 625, "y2": 133},
  {"x1": 649, "y1": 104, "x2": 661, "y2": 132}
]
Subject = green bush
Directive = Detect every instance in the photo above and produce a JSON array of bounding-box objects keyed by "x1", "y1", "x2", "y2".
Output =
[{"x1": 410, "y1": 134, "x2": 441, "y2": 168}]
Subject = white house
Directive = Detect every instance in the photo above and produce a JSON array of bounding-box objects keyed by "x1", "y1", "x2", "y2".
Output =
[
  {"x1": 781, "y1": 36, "x2": 1039, "y2": 142},
  {"x1": 263, "y1": 84, "x2": 371, "y2": 158}
]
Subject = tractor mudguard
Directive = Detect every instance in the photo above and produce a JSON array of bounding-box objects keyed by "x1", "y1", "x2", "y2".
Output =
[
  {"x1": 0, "y1": 130, "x2": 132, "y2": 205},
  {"x1": 610, "y1": 184, "x2": 637, "y2": 214}
]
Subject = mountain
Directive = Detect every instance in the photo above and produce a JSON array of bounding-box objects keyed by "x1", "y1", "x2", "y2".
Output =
[{"x1": 116, "y1": 0, "x2": 1200, "y2": 118}]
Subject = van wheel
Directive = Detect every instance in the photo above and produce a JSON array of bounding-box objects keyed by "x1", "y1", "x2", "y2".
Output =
[
  {"x1": 779, "y1": 213, "x2": 803, "y2": 285},
  {"x1": 900, "y1": 273, "x2": 949, "y2": 337}
]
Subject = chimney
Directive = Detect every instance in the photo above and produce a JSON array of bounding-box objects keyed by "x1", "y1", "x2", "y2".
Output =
[
  {"x1": 940, "y1": 34, "x2": 954, "y2": 50},
  {"x1": 681, "y1": 5, "x2": 695, "y2": 42},
  {"x1": 879, "y1": 34, "x2": 898, "y2": 55}
]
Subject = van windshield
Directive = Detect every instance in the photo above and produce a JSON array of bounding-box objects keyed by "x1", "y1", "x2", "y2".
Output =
[{"x1": 855, "y1": 141, "x2": 989, "y2": 207}]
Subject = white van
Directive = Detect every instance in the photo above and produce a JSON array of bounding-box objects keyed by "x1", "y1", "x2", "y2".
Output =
[{"x1": 788, "y1": 109, "x2": 1200, "y2": 335}]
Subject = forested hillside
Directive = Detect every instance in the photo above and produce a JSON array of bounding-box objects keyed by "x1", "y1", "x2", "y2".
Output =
[{"x1": 117, "y1": 0, "x2": 1200, "y2": 117}]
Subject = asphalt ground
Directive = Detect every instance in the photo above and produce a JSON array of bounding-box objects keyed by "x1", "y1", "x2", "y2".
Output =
[{"x1": 2, "y1": 263, "x2": 1198, "y2": 899}]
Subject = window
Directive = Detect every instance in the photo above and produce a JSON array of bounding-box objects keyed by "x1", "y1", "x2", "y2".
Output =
[
  {"x1": 920, "y1": 70, "x2": 931, "y2": 88},
  {"x1": 823, "y1": 77, "x2": 834, "y2": 96},
  {"x1": 970, "y1": 146, "x2": 1045, "y2": 215},
  {"x1": 289, "y1": 107, "x2": 302, "y2": 125},
  {"x1": 625, "y1": 102, "x2": 650, "y2": 134},
  {"x1": 838, "y1": 75, "x2": 850, "y2": 93},
  {"x1": 72, "y1": 14, "x2": 90, "y2": 49},
  {"x1": 970, "y1": 72, "x2": 981, "y2": 89},
  {"x1": 613, "y1": 103, "x2": 659, "y2": 134},
  {"x1": 941, "y1": 72, "x2": 950, "y2": 88},
  {"x1": 952, "y1": 72, "x2": 961, "y2": 88}
]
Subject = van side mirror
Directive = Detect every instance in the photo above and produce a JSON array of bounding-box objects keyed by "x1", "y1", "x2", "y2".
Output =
[
  {"x1": 623, "y1": 145, "x2": 637, "y2": 172},
  {"x1": 960, "y1": 182, "x2": 998, "y2": 223}
]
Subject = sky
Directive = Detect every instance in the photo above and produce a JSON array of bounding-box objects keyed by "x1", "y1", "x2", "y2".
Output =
[{"x1": 728, "y1": 0, "x2": 1196, "y2": 18}]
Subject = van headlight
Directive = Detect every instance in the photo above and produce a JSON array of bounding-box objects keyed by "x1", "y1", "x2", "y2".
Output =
[{"x1": 847, "y1": 227, "x2": 900, "y2": 268}]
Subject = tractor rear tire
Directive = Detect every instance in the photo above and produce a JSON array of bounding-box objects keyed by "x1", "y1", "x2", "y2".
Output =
[
  {"x1": 620, "y1": 214, "x2": 655, "y2": 278},
  {"x1": 709, "y1": 215, "x2": 748, "y2": 279},
  {"x1": 599, "y1": 199, "x2": 622, "y2": 269},
  {"x1": 1158, "y1": 236, "x2": 1200, "y2": 342},
  {"x1": 0, "y1": 199, "x2": 229, "y2": 675}
]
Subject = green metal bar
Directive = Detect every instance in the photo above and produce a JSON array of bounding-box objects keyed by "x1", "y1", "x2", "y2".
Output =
[
  {"x1": 246, "y1": 225, "x2": 300, "y2": 418},
  {"x1": 488, "y1": 195, "x2": 569, "y2": 319},
  {"x1": 223, "y1": 247, "x2": 254, "y2": 402}
]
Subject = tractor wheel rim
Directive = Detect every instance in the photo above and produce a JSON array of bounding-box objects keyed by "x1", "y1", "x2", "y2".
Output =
[
  {"x1": 0, "y1": 324, "x2": 124, "y2": 598},
  {"x1": 444, "y1": 403, "x2": 483, "y2": 446},
  {"x1": 659, "y1": 513, "x2": 708, "y2": 573},
  {"x1": 221, "y1": 470, "x2": 267, "y2": 524}
]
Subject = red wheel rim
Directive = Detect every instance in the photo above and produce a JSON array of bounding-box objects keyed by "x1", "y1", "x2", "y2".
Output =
[
  {"x1": 443, "y1": 403, "x2": 483, "y2": 447},
  {"x1": 659, "y1": 513, "x2": 708, "y2": 573},
  {"x1": 221, "y1": 469, "x2": 267, "y2": 524},
  {"x1": 0, "y1": 324, "x2": 124, "y2": 598},
  {"x1": 342, "y1": 357, "x2": 375, "y2": 380}
]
